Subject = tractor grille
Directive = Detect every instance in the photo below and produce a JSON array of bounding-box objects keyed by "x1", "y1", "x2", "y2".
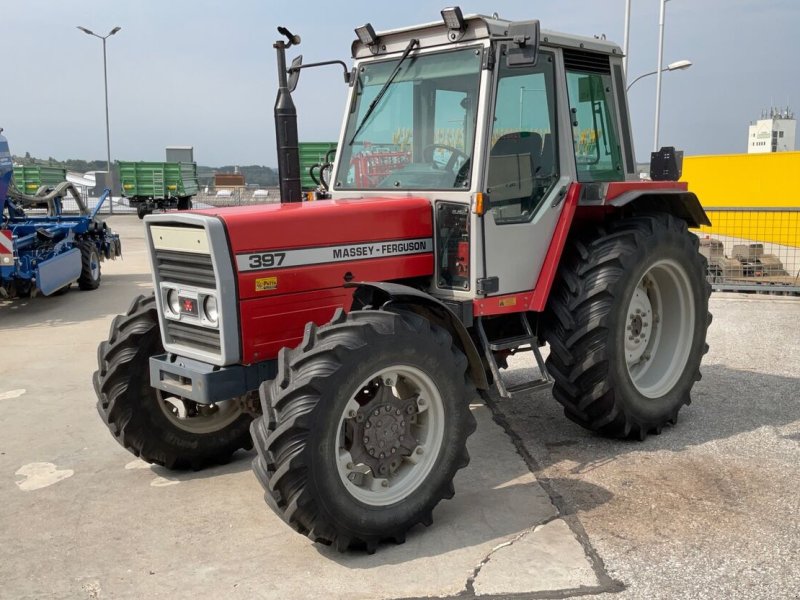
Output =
[
  {"x1": 164, "y1": 320, "x2": 221, "y2": 353},
  {"x1": 153, "y1": 249, "x2": 216, "y2": 290}
]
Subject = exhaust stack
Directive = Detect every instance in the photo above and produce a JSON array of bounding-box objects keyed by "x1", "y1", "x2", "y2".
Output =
[{"x1": 274, "y1": 27, "x2": 302, "y2": 203}]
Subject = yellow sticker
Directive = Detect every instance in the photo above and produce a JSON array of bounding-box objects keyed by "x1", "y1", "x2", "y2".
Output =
[
  {"x1": 255, "y1": 276, "x2": 278, "y2": 291},
  {"x1": 498, "y1": 297, "x2": 517, "y2": 308}
]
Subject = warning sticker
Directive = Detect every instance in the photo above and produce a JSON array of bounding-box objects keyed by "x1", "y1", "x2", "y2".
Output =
[{"x1": 255, "y1": 276, "x2": 278, "y2": 291}]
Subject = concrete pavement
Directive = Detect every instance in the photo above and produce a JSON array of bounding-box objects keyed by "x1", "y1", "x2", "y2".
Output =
[{"x1": 1, "y1": 216, "x2": 798, "y2": 599}]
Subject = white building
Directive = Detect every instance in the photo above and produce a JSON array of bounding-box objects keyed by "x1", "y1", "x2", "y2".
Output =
[{"x1": 748, "y1": 107, "x2": 796, "y2": 153}]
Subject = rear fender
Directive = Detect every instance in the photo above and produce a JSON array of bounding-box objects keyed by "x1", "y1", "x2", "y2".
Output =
[
  {"x1": 351, "y1": 282, "x2": 489, "y2": 390},
  {"x1": 607, "y1": 190, "x2": 711, "y2": 228}
]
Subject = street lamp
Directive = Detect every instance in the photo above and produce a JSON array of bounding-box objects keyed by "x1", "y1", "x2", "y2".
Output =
[
  {"x1": 627, "y1": 59, "x2": 692, "y2": 91},
  {"x1": 653, "y1": 0, "x2": 671, "y2": 152},
  {"x1": 77, "y1": 25, "x2": 121, "y2": 213}
]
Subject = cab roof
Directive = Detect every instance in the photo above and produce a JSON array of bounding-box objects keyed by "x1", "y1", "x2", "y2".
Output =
[{"x1": 351, "y1": 12, "x2": 623, "y2": 60}]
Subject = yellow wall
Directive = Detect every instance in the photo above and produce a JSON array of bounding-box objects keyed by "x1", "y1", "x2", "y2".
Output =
[
  {"x1": 681, "y1": 152, "x2": 800, "y2": 247},
  {"x1": 681, "y1": 152, "x2": 800, "y2": 207}
]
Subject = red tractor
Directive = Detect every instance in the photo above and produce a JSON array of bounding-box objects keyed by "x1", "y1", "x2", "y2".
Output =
[{"x1": 94, "y1": 9, "x2": 711, "y2": 552}]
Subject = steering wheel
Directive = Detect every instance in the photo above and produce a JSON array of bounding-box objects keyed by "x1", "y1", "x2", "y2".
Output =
[{"x1": 422, "y1": 144, "x2": 469, "y2": 174}]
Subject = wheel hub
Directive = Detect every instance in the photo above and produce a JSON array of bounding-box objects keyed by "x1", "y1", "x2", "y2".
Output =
[
  {"x1": 625, "y1": 283, "x2": 655, "y2": 365},
  {"x1": 349, "y1": 384, "x2": 418, "y2": 479}
]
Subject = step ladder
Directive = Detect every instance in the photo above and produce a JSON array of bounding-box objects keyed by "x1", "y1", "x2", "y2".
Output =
[
  {"x1": 475, "y1": 313, "x2": 552, "y2": 399},
  {"x1": 152, "y1": 170, "x2": 165, "y2": 199}
]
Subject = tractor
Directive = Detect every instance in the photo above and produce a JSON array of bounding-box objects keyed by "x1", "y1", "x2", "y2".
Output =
[{"x1": 94, "y1": 9, "x2": 711, "y2": 552}]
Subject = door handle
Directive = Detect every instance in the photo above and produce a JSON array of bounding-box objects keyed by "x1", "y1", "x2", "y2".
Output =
[{"x1": 551, "y1": 185, "x2": 568, "y2": 208}]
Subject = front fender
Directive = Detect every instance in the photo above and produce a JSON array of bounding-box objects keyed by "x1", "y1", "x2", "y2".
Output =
[{"x1": 350, "y1": 282, "x2": 489, "y2": 390}]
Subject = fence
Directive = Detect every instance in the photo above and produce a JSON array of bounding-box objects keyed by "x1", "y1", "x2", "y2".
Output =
[{"x1": 693, "y1": 207, "x2": 800, "y2": 293}]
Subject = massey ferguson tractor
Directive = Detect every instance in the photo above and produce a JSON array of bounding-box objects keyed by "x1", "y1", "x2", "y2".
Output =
[{"x1": 94, "y1": 9, "x2": 711, "y2": 552}]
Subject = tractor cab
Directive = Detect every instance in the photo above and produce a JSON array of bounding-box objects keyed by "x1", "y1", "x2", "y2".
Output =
[{"x1": 319, "y1": 9, "x2": 636, "y2": 298}]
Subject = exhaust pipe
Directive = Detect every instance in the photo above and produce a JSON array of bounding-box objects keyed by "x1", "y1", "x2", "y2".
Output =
[{"x1": 274, "y1": 27, "x2": 302, "y2": 203}]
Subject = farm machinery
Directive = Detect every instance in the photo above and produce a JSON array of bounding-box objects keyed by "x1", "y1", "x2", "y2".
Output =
[
  {"x1": 94, "y1": 9, "x2": 712, "y2": 552},
  {"x1": 1, "y1": 130, "x2": 121, "y2": 298},
  {"x1": 117, "y1": 160, "x2": 199, "y2": 219}
]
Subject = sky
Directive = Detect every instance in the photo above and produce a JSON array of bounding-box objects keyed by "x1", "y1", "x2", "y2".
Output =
[{"x1": 2, "y1": 0, "x2": 798, "y2": 167}]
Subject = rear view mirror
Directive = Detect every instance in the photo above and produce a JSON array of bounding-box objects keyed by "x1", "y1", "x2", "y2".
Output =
[
  {"x1": 288, "y1": 55, "x2": 303, "y2": 92},
  {"x1": 506, "y1": 20, "x2": 540, "y2": 67}
]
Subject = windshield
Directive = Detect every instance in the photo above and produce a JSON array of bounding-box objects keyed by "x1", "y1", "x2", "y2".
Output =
[{"x1": 334, "y1": 47, "x2": 482, "y2": 191}]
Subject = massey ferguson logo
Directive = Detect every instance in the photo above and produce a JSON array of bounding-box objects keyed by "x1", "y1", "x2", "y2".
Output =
[{"x1": 236, "y1": 238, "x2": 433, "y2": 272}]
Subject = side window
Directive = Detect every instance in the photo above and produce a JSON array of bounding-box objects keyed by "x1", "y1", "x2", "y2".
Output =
[
  {"x1": 566, "y1": 70, "x2": 624, "y2": 182},
  {"x1": 487, "y1": 52, "x2": 559, "y2": 225}
]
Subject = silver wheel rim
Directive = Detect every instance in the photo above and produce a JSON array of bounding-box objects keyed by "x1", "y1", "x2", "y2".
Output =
[
  {"x1": 624, "y1": 258, "x2": 695, "y2": 398},
  {"x1": 90, "y1": 251, "x2": 100, "y2": 281},
  {"x1": 335, "y1": 365, "x2": 445, "y2": 506},
  {"x1": 156, "y1": 390, "x2": 243, "y2": 434}
]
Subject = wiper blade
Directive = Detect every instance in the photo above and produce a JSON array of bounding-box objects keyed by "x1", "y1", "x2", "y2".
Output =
[{"x1": 348, "y1": 38, "x2": 419, "y2": 146}]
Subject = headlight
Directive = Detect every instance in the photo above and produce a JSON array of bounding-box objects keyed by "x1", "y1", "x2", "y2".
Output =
[
  {"x1": 203, "y1": 295, "x2": 219, "y2": 325},
  {"x1": 166, "y1": 288, "x2": 180, "y2": 315}
]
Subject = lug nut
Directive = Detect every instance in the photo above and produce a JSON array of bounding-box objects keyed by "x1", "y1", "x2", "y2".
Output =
[
  {"x1": 363, "y1": 436, "x2": 369, "y2": 444},
  {"x1": 348, "y1": 410, "x2": 356, "y2": 418},
  {"x1": 346, "y1": 462, "x2": 354, "y2": 470},
  {"x1": 381, "y1": 480, "x2": 389, "y2": 487},
  {"x1": 416, "y1": 447, "x2": 424, "y2": 455}
]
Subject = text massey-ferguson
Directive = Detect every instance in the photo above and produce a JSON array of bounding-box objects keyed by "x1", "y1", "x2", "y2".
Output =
[{"x1": 94, "y1": 7, "x2": 712, "y2": 553}]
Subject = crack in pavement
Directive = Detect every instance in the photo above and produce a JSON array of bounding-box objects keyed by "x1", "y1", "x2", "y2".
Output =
[
  {"x1": 477, "y1": 391, "x2": 626, "y2": 597},
  {"x1": 464, "y1": 514, "x2": 562, "y2": 596}
]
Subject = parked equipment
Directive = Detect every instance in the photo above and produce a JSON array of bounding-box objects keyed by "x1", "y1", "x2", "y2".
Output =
[
  {"x1": 1, "y1": 130, "x2": 122, "y2": 298},
  {"x1": 94, "y1": 10, "x2": 712, "y2": 552},
  {"x1": 117, "y1": 160, "x2": 198, "y2": 219}
]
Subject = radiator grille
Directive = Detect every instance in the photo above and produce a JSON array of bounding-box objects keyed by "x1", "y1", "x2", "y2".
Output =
[
  {"x1": 154, "y1": 249, "x2": 216, "y2": 289},
  {"x1": 164, "y1": 321, "x2": 221, "y2": 354}
]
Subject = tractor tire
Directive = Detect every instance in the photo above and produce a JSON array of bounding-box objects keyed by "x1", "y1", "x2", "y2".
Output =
[
  {"x1": 251, "y1": 308, "x2": 477, "y2": 552},
  {"x1": 77, "y1": 240, "x2": 102, "y2": 291},
  {"x1": 177, "y1": 197, "x2": 192, "y2": 211},
  {"x1": 544, "y1": 213, "x2": 711, "y2": 440},
  {"x1": 93, "y1": 294, "x2": 254, "y2": 469}
]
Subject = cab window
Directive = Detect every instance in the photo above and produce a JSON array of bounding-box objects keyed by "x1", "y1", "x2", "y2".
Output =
[
  {"x1": 486, "y1": 52, "x2": 559, "y2": 225},
  {"x1": 565, "y1": 69, "x2": 624, "y2": 182}
]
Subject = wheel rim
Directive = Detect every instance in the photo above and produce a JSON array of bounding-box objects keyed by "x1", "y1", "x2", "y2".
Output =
[
  {"x1": 90, "y1": 251, "x2": 100, "y2": 281},
  {"x1": 335, "y1": 365, "x2": 445, "y2": 506},
  {"x1": 624, "y1": 258, "x2": 695, "y2": 398},
  {"x1": 156, "y1": 391, "x2": 243, "y2": 434}
]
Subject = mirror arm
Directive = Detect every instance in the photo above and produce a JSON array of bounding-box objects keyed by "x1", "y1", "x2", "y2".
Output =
[{"x1": 288, "y1": 59, "x2": 352, "y2": 84}]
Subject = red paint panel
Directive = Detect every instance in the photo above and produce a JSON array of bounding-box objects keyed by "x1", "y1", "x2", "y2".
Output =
[
  {"x1": 238, "y1": 254, "x2": 433, "y2": 300},
  {"x1": 605, "y1": 181, "x2": 687, "y2": 201},
  {"x1": 240, "y1": 287, "x2": 354, "y2": 364},
  {"x1": 473, "y1": 183, "x2": 582, "y2": 317},
  {"x1": 207, "y1": 197, "x2": 433, "y2": 253}
]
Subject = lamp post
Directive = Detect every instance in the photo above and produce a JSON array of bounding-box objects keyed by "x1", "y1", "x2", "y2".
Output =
[
  {"x1": 653, "y1": 0, "x2": 670, "y2": 152},
  {"x1": 627, "y1": 59, "x2": 692, "y2": 92},
  {"x1": 622, "y1": 0, "x2": 632, "y2": 74},
  {"x1": 77, "y1": 25, "x2": 121, "y2": 213}
]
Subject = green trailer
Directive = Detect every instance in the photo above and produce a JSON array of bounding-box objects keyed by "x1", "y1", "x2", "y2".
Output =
[
  {"x1": 299, "y1": 142, "x2": 337, "y2": 191},
  {"x1": 12, "y1": 165, "x2": 68, "y2": 195},
  {"x1": 117, "y1": 161, "x2": 199, "y2": 219}
]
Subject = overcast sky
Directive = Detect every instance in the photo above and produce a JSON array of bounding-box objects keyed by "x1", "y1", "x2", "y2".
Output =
[{"x1": 2, "y1": 0, "x2": 798, "y2": 166}]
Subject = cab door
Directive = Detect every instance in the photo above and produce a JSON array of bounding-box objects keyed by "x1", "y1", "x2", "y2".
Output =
[{"x1": 480, "y1": 50, "x2": 573, "y2": 295}]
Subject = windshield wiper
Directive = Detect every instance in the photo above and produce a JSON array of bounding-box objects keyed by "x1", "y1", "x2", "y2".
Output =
[{"x1": 348, "y1": 38, "x2": 419, "y2": 145}]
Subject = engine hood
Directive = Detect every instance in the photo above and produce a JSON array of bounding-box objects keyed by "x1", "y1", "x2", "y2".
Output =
[{"x1": 202, "y1": 197, "x2": 435, "y2": 301}]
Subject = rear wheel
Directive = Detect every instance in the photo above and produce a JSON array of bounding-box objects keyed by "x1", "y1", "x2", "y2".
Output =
[
  {"x1": 177, "y1": 197, "x2": 193, "y2": 210},
  {"x1": 77, "y1": 240, "x2": 101, "y2": 291},
  {"x1": 544, "y1": 213, "x2": 711, "y2": 439},
  {"x1": 251, "y1": 308, "x2": 477, "y2": 552},
  {"x1": 93, "y1": 294, "x2": 255, "y2": 469},
  {"x1": 136, "y1": 203, "x2": 149, "y2": 219}
]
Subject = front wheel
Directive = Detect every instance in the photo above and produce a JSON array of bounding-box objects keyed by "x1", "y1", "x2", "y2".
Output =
[
  {"x1": 77, "y1": 240, "x2": 101, "y2": 291},
  {"x1": 93, "y1": 294, "x2": 255, "y2": 469},
  {"x1": 251, "y1": 308, "x2": 477, "y2": 552},
  {"x1": 544, "y1": 213, "x2": 711, "y2": 440}
]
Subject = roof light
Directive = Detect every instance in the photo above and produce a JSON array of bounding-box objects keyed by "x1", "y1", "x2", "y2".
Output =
[
  {"x1": 441, "y1": 6, "x2": 465, "y2": 31},
  {"x1": 355, "y1": 23, "x2": 378, "y2": 47}
]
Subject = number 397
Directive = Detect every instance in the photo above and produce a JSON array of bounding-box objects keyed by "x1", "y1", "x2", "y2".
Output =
[{"x1": 248, "y1": 252, "x2": 286, "y2": 269}]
